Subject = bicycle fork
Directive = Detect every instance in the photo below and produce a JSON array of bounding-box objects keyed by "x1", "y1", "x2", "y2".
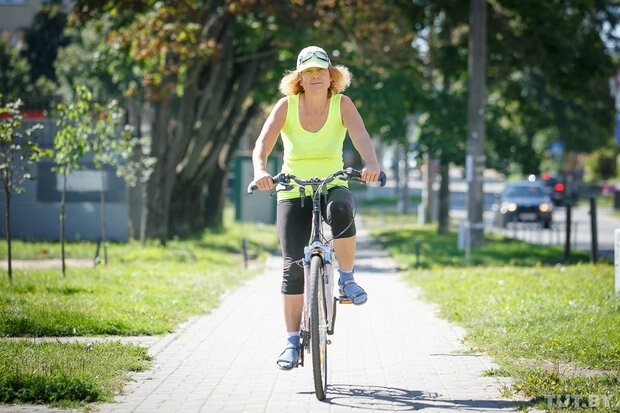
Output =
[{"x1": 301, "y1": 242, "x2": 336, "y2": 356}]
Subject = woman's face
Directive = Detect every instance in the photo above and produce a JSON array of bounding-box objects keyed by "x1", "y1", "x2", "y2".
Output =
[{"x1": 299, "y1": 67, "x2": 330, "y2": 94}]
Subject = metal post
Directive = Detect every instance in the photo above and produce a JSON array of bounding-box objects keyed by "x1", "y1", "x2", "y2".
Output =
[
  {"x1": 590, "y1": 197, "x2": 598, "y2": 263},
  {"x1": 465, "y1": 220, "x2": 471, "y2": 265},
  {"x1": 564, "y1": 204, "x2": 572, "y2": 263},
  {"x1": 415, "y1": 240, "x2": 421, "y2": 269},
  {"x1": 242, "y1": 237, "x2": 249, "y2": 269},
  {"x1": 615, "y1": 229, "x2": 620, "y2": 294}
]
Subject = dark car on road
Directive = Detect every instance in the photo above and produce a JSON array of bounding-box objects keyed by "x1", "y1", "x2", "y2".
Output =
[{"x1": 494, "y1": 180, "x2": 554, "y2": 228}]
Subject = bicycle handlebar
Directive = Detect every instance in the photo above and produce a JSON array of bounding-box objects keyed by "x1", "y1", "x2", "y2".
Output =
[{"x1": 247, "y1": 167, "x2": 387, "y2": 194}]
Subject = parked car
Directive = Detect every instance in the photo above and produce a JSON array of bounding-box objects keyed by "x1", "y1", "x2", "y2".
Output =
[{"x1": 494, "y1": 180, "x2": 554, "y2": 228}]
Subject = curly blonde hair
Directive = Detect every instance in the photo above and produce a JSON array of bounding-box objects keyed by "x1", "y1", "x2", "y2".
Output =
[{"x1": 278, "y1": 65, "x2": 352, "y2": 96}]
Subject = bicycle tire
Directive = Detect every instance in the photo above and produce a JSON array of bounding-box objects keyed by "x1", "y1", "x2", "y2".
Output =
[{"x1": 310, "y1": 254, "x2": 328, "y2": 400}]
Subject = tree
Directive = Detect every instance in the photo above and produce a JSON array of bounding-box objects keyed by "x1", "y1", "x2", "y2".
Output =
[
  {"x1": 89, "y1": 99, "x2": 120, "y2": 264},
  {"x1": 0, "y1": 99, "x2": 49, "y2": 282},
  {"x1": 21, "y1": 0, "x2": 69, "y2": 83},
  {"x1": 18, "y1": 0, "x2": 68, "y2": 111},
  {"x1": 0, "y1": 40, "x2": 33, "y2": 106},
  {"x1": 63, "y1": 0, "x2": 617, "y2": 244},
  {"x1": 69, "y1": 1, "x2": 270, "y2": 241},
  {"x1": 485, "y1": 0, "x2": 617, "y2": 170},
  {"x1": 54, "y1": 86, "x2": 93, "y2": 276},
  {"x1": 67, "y1": 0, "x2": 420, "y2": 242},
  {"x1": 410, "y1": 0, "x2": 469, "y2": 233},
  {"x1": 90, "y1": 98, "x2": 152, "y2": 258}
]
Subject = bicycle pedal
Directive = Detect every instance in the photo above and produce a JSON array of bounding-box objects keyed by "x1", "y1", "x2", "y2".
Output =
[{"x1": 338, "y1": 295, "x2": 352, "y2": 304}]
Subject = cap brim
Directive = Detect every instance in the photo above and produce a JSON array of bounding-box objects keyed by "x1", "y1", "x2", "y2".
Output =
[{"x1": 297, "y1": 56, "x2": 329, "y2": 72}]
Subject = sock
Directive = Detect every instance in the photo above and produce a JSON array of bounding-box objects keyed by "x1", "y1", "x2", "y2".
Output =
[
  {"x1": 286, "y1": 331, "x2": 300, "y2": 347},
  {"x1": 338, "y1": 268, "x2": 355, "y2": 281}
]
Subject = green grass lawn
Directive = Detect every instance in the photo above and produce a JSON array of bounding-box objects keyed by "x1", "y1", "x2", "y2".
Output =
[
  {"x1": 367, "y1": 214, "x2": 620, "y2": 412},
  {"x1": 5, "y1": 201, "x2": 619, "y2": 410},
  {"x1": 0, "y1": 215, "x2": 279, "y2": 407}
]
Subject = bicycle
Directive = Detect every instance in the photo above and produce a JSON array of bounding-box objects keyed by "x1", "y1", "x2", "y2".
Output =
[{"x1": 248, "y1": 167, "x2": 386, "y2": 400}]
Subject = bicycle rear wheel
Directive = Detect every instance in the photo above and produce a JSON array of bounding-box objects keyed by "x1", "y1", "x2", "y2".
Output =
[{"x1": 310, "y1": 254, "x2": 328, "y2": 400}]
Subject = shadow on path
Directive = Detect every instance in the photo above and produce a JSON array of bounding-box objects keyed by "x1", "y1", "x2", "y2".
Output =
[{"x1": 299, "y1": 384, "x2": 519, "y2": 411}]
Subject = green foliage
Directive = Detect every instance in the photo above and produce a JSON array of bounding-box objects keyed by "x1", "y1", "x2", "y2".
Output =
[
  {"x1": 0, "y1": 99, "x2": 51, "y2": 281},
  {"x1": 55, "y1": 18, "x2": 119, "y2": 105},
  {"x1": 21, "y1": 0, "x2": 69, "y2": 83},
  {"x1": 0, "y1": 99, "x2": 50, "y2": 196},
  {"x1": 90, "y1": 98, "x2": 156, "y2": 187},
  {"x1": 0, "y1": 41, "x2": 33, "y2": 105},
  {"x1": 485, "y1": 0, "x2": 616, "y2": 160},
  {"x1": 61, "y1": 0, "x2": 618, "y2": 240},
  {"x1": 584, "y1": 143, "x2": 618, "y2": 182},
  {"x1": 54, "y1": 85, "x2": 94, "y2": 174}
]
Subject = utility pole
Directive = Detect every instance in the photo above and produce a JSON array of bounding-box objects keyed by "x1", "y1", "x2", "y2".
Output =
[{"x1": 466, "y1": 0, "x2": 487, "y2": 247}]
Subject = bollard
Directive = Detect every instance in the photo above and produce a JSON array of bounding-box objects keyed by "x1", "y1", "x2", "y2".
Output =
[
  {"x1": 414, "y1": 240, "x2": 421, "y2": 269},
  {"x1": 590, "y1": 197, "x2": 598, "y2": 263},
  {"x1": 614, "y1": 229, "x2": 620, "y2": 294},
  {"x1": 564, "y1": 204, "x2": 572, "y2": 263},
  {"x1": 242, "y1": 237, "x2": 249, "y2": 269}
]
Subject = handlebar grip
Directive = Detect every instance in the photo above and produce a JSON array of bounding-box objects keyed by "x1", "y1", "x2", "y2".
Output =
[
  {"x1": 379, "y1": 171, "x2": 387, "y2": 187},
  {"x1": 247, "y1": 173, "x2": 287, "y2": 194}
]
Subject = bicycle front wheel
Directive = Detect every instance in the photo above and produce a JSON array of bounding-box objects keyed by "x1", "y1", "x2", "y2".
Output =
[{"x1": 310, "y1": 254, "x2": 328, "y2": 401}]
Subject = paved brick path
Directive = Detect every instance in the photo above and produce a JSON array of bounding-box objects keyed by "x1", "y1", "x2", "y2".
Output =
[{"x1": 1, "y1": 228, "x2": 520, "y2": 412}]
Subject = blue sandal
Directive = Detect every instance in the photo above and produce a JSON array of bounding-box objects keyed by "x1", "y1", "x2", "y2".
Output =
[
  {"x1": 276, "y1": 336, "x2": 300, "y2": 370},
  {"x1": 338, "y1": 271, "x2": 367, "y2": 305}
]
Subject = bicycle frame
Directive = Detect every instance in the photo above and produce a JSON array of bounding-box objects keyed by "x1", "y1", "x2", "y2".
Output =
[{"x1": 301, "y1": 190, "x2": 335, "y2": 347}]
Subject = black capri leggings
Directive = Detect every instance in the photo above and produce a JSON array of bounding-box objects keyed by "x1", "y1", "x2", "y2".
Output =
[{"x1": 276, "y1": 186, "x2": 356, "y2": 295}]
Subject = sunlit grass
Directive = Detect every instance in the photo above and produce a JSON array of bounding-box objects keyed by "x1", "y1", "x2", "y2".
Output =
[
  {"x1": 0, "y1": 340, "x2": 150, "y2": 407},
  {"x1": 0, "y1": 214, "x2": 279, "y2": 406},
  {"x1": 368, "y1": 215, "x2": 619, "y2": 411}
]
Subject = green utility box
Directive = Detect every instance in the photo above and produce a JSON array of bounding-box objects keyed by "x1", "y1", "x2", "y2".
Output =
[{"x1": 234, "y1": 153, "x2": 281, "y2": 224}]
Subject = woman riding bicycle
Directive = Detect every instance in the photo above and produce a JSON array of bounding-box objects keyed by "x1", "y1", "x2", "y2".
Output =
[{"x1": 250, "y1": 46, "x2": 382, "y2": 370}]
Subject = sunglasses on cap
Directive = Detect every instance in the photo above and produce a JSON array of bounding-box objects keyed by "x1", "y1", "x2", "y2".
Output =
[{"x1": 297, "y1": 49, "x2": 330, "y2": 67}]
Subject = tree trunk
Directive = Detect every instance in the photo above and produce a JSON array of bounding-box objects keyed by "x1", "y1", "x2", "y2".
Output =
[
  {"x1": 170, "y1": 181, "x2": 204, "y2": 237},
  {"x1": 466, "y1": 0, "x2": 487, "y2": 246},
  {"x1": 99, "y1": 171, "x2": 107, "y2": 264},
  {"x1": 60, "y1": 168, "x2": 67, "y2": 276},
  {"x1": 144, "y1": 100, "x2": 179, "y2": 244},
  {"x1": 170, "y1": 35, "x2": 263, "y2": 231},
  {"x1": 422, "y1": 153, "x2": 434, "y2": 224},
  {"x1": 204, "y1": 168, "x2": 226, "y2": 228},
  {"x1": 125, "y1": 95, "x2": 143, "y2": 242},
  {"x1": 139, "y1": 14, "x2": 268, "y2": 239},
  {"x1": 5, "y1": 189, "x2": 11, "y2": 282},
  {"x1": 437, "y1": 159, "x2": 450, "y2": 235},
  {"x1": 398, "y1": 142, "x2": 410, "y2": 214}
]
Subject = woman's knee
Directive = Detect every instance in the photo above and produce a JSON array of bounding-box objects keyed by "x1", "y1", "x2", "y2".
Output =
[{"x1": 327, "y1": 198, "x2": 354, "y2": 221}]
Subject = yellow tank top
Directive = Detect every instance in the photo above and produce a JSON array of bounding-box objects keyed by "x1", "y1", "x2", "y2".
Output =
[{"x1": 278, "y1": 93, "x2": 348, "y2": 201}]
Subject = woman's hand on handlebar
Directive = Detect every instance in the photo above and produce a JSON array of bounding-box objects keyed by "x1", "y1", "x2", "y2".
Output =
[
  {"x1": 252, "y1": 171, "x2": 275, "y2": 191},
  {"x1": 360, "y1": 164, "x2": 382, "y2": 183}
]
